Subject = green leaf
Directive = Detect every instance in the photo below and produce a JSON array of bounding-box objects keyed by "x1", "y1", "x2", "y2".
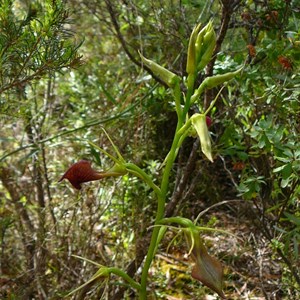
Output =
[
  {"x1": 282, "y1": 163, "x2": 292, "y2": 179},
  {"x1": 284, "y1": 212, "x2": 300, "y2": 226}
]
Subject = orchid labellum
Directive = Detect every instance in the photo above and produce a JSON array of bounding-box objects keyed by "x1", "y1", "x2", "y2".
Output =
[{"x1": 59, "y1": 160, "x2": 126, "y2": 190}]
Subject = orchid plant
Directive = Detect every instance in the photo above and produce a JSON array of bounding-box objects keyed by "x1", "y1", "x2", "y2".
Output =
[{"x1": 62, "y1": 21, "x2": 242, "y2": 299}]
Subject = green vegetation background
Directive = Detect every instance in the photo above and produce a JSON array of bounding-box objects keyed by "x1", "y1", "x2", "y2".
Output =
[{"x1": 0, "y1": 0, "x2": 299, "y2": 299}]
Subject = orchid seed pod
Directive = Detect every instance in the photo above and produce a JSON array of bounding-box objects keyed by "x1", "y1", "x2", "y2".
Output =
[
  {"x1": 139, "y1": 52, "x2": 180, "y2": 88},
  {"x1": 191, "y1": 114, "x2": 213, "y2": 162}
]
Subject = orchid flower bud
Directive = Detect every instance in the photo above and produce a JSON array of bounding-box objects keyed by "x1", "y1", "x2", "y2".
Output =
[
  {"x1": 195, "y1": 22, "x2": 212, "y2": 63},
  {"x1": 190, "y1": 67, "x2": 242, "y2": 104},
  {"x1": 202, "y1": 68, "x2": 243, "y2": 89},
  {"x1": 191, "y1": 114, "x2": 213, "y2": 162},
  {"x1": 139, "y1": 52, "x2": 180, "y2": 88},
  {"x1": 197, "y1": 26, "x2": 216, "y2": 71},
  {"x1": 186, "y1": 23, "x2": 202, "y2": 74}
]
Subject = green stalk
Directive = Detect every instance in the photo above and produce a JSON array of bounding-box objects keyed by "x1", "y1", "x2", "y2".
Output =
[
  {"x1": 139, "y1": 120, "x2": 183, "y2": 299},
  {"x1": 173, "y1": 82, "x2": 183, "y2": 120},
  {"x1": 159, "y1": 216, "x2": 194, "y2": 228},
  {"x1": 183, "y1": 72, "x2": 196, "y2": 118},
  {"x1": 125, "y1": 163, "x2": 162, "y2": 197},
  {"x1": 108, "y1": 267, "x2": 141, "y2": 291},
  {"x1": 139, "y1": 196, "x2": 164, "y2": 299}
]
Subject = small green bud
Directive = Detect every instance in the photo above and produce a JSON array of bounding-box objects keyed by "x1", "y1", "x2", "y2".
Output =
[
  {"x1": 197, "y1": 27, "x2": 216, "y2": 71},
  {"x1": 202, "y1": 22, "x2": 214, "y2": 44},
  {"x1": 186, "y1": 23, "x2": 202, "y2": 74},
  {"x1": 195, "y1": 22, "x2": 212, "y2": 64},
  {"x1": 194, "y1": 25, "x2": 207, "y2": 64},
  {"x1": 186, "y1": 21, "x2": 217, "y2": 74},
  {"x1": 191, "y1": 114, "x2": 213, "y2": 162},
  {"x1": 139, "y1": 52, "x2": 180, "y2": 88}
]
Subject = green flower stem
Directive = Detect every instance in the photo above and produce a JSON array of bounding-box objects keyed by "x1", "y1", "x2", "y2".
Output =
[
  {"x1": 125, "y1": 163, "x2": 162, "y2": 197},
  {"x1": 159, "y1": 217, "x2": 236, "y2": 237},
  {"x1": 190, "y1": 81, "x2": 206, "y2": 105},
  {"x1": 139, "y1": 120, "x2": 183, "y2": 300},
  {"x1": 177, "y1": 119, "x2": 192, "y2": 136},
  {"x1": 108, "y1": 267, "x2": 141, "y2": 291},
  {"x1": 204, "y1": 85, "x2": 225, "y2": 115},
  {"x1": 169, "y1": 127, "x2": 191, "y2": 164},
  {"x1": 183, "y1": 73, "x2": 196, "y2": 118},
  {"x1": 186, "y1": 73, "x2": 195, "y2": 93},
  {"x1": 185, "y1": 73, "x2": 196, "y2": 109},
  {"x1": 68, "y1": 258, "x2": 141, "y2": 296},
  {"x1": 159, "y1": 216, "x2": 195, "y2": 228},
  {"x1": 139, "y1": 197, "x2": 164, "y2": 299},
  {"x1": 160, "y1": 121, "x2": 183, "y2": 197},
  {"x1": 161, "y1": 120, "x2": 192, "y2": 168},
  {"x1": 153, "y1": 225, "x2": 167, "y2": 255},
  {"x1": 88, "y1": 141, "x2": 121, "y2": 165},
  {"x1": 173, "y1": 82, "x2": 183, "y2": 120}
]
